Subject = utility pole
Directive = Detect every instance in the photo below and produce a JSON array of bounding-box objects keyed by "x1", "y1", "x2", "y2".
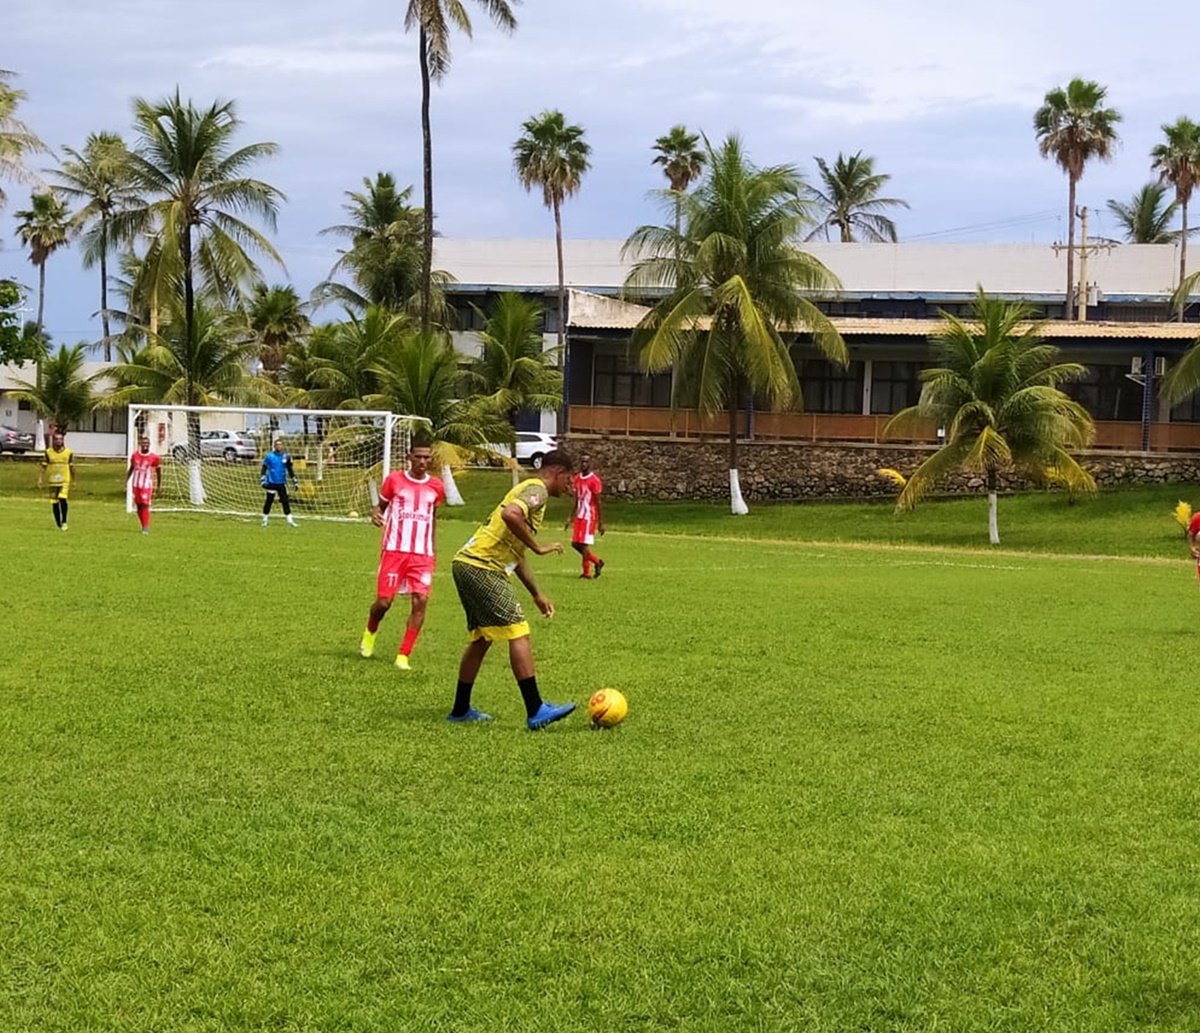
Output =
[{"x1": 1052, "y1": 207, "x2": 1113, "y2": 321}]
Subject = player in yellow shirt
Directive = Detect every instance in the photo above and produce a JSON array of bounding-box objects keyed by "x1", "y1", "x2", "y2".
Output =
[
  {"x1": 41, "y1": 431, "x2": 76, "y2": 530},
  {"x1": 448, "y1": 449, "x2": 577, "y2": 730}
]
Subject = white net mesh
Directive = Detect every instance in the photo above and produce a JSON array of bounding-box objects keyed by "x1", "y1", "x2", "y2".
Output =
[{"x1": 128, "y1": 406, "x2": 422, "y2": 521}]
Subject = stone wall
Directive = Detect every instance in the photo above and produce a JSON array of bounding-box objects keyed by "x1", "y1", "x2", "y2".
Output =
[{"x1": 562, "y1": 435, "x2": 1200, "y2": 501}]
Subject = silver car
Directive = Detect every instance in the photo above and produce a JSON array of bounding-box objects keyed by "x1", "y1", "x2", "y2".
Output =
[
  {"x1": 0, "y1": 425, "x2": 35, "y2": 454},
  {"x1": 170, "y1": 429, "x2": 259, "y2": 462}
]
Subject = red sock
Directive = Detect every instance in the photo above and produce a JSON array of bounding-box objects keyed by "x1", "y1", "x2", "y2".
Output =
[
  {"x1": 581, "y1": 555, "x2": 592, "y2": 577},
  {"x1": 400, "y1": 626, "x2": 420, "y2": 656},
  {"x1": 586, "y1": 549, "x2": 600, "y2": 566},
  {"x1": 367, "y1": 613, "x2": 381, "y2": 633},
  {"x1": 138, "y1": 505, "x2": 150, "y2": 529}
]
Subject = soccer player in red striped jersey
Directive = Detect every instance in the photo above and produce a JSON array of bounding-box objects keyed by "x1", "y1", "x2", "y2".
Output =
[
  {"x1": 125, "y1": 436, "x2": 162, "y2": 534},
  {"x1": 359, "y1": 433, "x2": 445, "y2": 670},
  {"x1": 567, "y1": 453, "x2": 605, "y2": 578}
]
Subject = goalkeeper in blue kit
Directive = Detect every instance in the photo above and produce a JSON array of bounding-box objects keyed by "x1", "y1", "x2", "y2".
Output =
[{"x1": 261, "y1": 440, "x2": 298, "y2": 527}]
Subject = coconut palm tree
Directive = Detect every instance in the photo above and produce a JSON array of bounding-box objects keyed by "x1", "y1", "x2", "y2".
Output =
[
  {"x1": 1034, "y1": 79, "x2": 1122, "y2": 320},
  {"x1": 513, "y1": 110, "x2": 591, "y2": 356},
  {"x1": 652, "y1": 125, "x2": 706, "y2": 235},
  {"x1": 53, "y1": 132, "x2": 142, "y2": 359},
  {"x1": 0, "y1": 70, "x2": 48, "y2": 209},
  {"x1": 10, "y1": 342, "x2": 94, "y2": 432},
  {"x1": 368, "y1": 327, "x2": 513, "y2": 504},
  {"x1": 465, "y1": 292, "x2": 562, "y2": 483},
  {"x1": 885, "y1": 290, "x2": 1095, "y2": 544},
  {"x1": 102, "y1": 300, "x2": 266, "y2": 503},
  {"x1": 404, "y1": 0, "x2": 519, "y2": 331},
  {"x1": 243, "y1": 284, "x2": 308, "y2": 379},
  {"x1": 301, "y1": 306, "x2": 409, "y2": 411},
  {"x1": 315, "y1": 173, "x2": 426, "y2": 312},
  {"x1": 1151, "y1": 117, "x2": 1200, "y2": 318},
  {"x1": 1105, "y1": 183, "x2": 1180, "y2": 244},
  {"x1": 624, "y1": 134, "x2": 846, "y2": 514},
  {"x1": 14, "y1": 190, "x2": 70, "y2": 334},
  {"x1": 119, "y1": 90, "x2": 284, "y2": 418},
  {"x1": 806, "y1": 151, "x2": 909, "y2": 243}
]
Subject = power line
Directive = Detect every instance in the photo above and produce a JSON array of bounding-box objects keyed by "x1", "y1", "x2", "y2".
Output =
[{"x1": 905, "y1": 209, "x2": 1061, "y2": 242}]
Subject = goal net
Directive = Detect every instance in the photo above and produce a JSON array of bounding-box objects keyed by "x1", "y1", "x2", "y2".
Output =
[{"x1": 127, "y1": 405, "x2": 428, "y2": 521}]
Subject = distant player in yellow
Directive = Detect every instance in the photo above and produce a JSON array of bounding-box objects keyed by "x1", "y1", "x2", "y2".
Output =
[
  {"x1": 447, "y1": 449, "x2": 577, "y2": 729},
  {"x1": 41, "y1": 430, "x2": 76, "y2": 530}
]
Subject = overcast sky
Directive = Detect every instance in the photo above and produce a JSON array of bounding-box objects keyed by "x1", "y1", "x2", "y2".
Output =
[{"x1": 4, "y1": 0, "x2": 1197, "y2": 344}]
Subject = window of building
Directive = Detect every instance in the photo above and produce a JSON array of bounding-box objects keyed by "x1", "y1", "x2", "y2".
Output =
[
  {"x1": 798, "y1": 359, "x2": 864, "y2": 414},
  {"x1": 592, "y1": 352, "x2": 672, "y2": 407},
  {"x1": 65, "y1": 409, "x2": 129, "y2": 434},
  {"x1": 1065, "y1": 364, "x2": 1143, "y2": 421},
  {"x1": 1171, "y1": 390, "x2": 1200, "y2": 423},
  {"x1": 870, "y1": 360, "x2": 925, "y2": 414}
]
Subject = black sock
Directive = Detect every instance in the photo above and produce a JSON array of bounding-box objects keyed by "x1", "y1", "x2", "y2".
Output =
[
  {"x1": 52, "y1": 501, "x2": 61, "y2": 527},
  {"x1": 452, "y1": 680, "x2": 474, "y2": 717},
  {"x1": 518, "y1": 676, "x2": 542, "y2": 718},
  {"x1": 60, "y1": 500, "x2": 68, "y2": 523}
]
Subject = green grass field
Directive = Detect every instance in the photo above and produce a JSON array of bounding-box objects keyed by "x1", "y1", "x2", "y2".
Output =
[{"x1": 4, "y1": 459, "x2": 1200, "y2": 1030}]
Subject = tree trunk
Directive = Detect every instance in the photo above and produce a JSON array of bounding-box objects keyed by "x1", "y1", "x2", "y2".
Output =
[
  {"x1": 419, "y1": 28, "x2": 434, "y2": 334},
  {"x1": 987, "y1": 467, "x2": 999, "y2": 545},
  {"x1": 1179, "y1": 198, "x2": 1189, "y2": 322},
  {"x1": 1065, "y1": 176, "x2": 1077, "y2": 320},
  {"x1": 553, "y1": 196, "x2": 568, "y2": 436},
  {"x1": 100, "y1": 216, "x2": 111, "y2": 361},
  {"x1": 36, "y1": 260, "x2": 45, "y2": 335},
  {"x1": 441, "y1": 463, "x2": 465, "y2": 505},
  {"x1": 728, "y1": 375, "x2": 749, "y2": 515}
]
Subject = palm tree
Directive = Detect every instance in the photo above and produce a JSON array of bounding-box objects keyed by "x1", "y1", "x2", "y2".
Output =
[
  {"x1": 885, "y1": 290, "x2": 1095, "y2": 544},
  {"x1": 0, "y1": 70, "x2": 48, "y2": 209},
  {"x1": 403, "y1": 0, "x2": 519, "y2": 331},
  {"x1": 465, "y1": 292, "x2": 562, "y2": 482},
  {"x1": 103, "y1": 300, "x2": 265, "y2": 503},
  {"x1": 304, "y1": 307, "x2": 412, "y2": 411},
  {"x1": 1151, "y1": 117, "x2": 1200, "y2": 318},
  {"x1": 119, "y1": 90, "x2": 284, "y2": 424},
  {"x1": 53, "y1": 132, "x2": 141, "y2": 359},
  {"x1": 368, "y1": 327, "x2": 513, "y2": 504},
  {"x1": 14, "y1": 190, "x2": 70, "y2": 334},
  {"x1": 513, "y1": 110, "x2": 591, "y2": 358},
  {"x1": 10, "y1": 342, "x2": 94, "y2": 433},
  {"x1": 1105, "y1": 183, "x2": 1180, "y2": 244},
  {"x1": 624, "y1": 134, "x2": 846, "y2": 514},
  {"x1": 806, "y1": 151, "x2": 909, "y2": 243},
  {"x1": 1034, "y1": 79, "x2": 1122, "y2": 320},
  {"x1": 243, "y1": 284, "x2": 308, "y2": 379},
  {"x1": 315, "y1": 173, "x2": 438, "y2": 314},
  {"x1": 652, "y1": 125, "x2": 706, "y2": 235}
]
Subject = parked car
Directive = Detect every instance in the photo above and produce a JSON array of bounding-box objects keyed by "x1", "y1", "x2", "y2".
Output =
[
  {"x1": 482, "y1": 431, "x2": 558, "y2": 469},
  {"x1": 0, "y1": 425, "x2": 35, "y2": 454},
  {"x1": 170, "y1": 429, "x2": 259, "y2": 462}
]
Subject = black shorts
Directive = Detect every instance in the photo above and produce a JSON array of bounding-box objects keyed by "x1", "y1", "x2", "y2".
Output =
[{"x1": 451, "y1": 561, "x2": 529, "y2": 642}]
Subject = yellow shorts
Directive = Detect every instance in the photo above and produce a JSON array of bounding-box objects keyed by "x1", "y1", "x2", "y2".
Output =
[{"x1": 48, "y1": 482, "x2": 70, "y2": 500}]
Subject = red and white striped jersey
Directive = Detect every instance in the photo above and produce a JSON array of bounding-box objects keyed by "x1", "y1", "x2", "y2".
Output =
[
  {"x1": 380, "y1": 471, "x2": 445, "y2": 556},
  {"x1": 572, "y1": 472, "x2": 603, "y2": 523},
  {"x1": 129, "y1": 451, "x2": 160, "y2": 491}
]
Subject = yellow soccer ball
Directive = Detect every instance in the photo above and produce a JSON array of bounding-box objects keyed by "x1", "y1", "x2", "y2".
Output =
[
  {"x1": 588, "y1": 689, "x2": 628, "y2": 728},
  {"x1": 348, "y1": 510, "x2": 359, "y2": 518}
]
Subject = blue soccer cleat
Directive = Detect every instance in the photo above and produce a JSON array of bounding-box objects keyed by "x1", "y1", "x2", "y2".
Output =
[
  {"x1": 527, "y1": 701, "x2": 576, "y2": 731},
  {"x1": 447, "y1": 707, "x2": 492, "y2": 724}
]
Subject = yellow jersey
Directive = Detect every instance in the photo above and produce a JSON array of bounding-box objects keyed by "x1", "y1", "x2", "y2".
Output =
[
  {"x1": 455, "y1": 478, "x2": 548, "y2": 574},
  {"x1": 44, "y1": 446, "x2": 73, "y2": 486}
]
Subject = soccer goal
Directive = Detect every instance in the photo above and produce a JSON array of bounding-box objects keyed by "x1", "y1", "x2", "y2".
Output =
[{"x1": 126, "y1": 405, "x2": 430, "y2": 521}]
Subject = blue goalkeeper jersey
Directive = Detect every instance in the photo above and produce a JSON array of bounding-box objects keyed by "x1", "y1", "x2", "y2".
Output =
[{"x1": 261, "y1": 450, "x2": 294, "y2": 485}]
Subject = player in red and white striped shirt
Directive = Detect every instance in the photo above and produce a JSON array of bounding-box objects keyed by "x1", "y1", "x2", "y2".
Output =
[
  {"x1": 359, "y1": 434, "x2": 446, "y2": 670},
  {"x1": 567, "y1": 453, "x2": 605, "y2": 578},
  {"x1": 125, "y1": 436, "x2": 162, "y2": 535}
]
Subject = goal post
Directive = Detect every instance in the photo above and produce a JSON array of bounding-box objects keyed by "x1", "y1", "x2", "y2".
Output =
[{"x1": 126, "y1": 404, "x2": 430, "y2": 521}]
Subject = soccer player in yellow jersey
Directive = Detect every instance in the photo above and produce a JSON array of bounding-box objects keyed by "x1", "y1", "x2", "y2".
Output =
[
  {"x1": 448, "y1": 449, "x2": 577, "y2": 729},
  {"x1": 41, "y1": 431, "x2": 76, "y2": 530}
]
